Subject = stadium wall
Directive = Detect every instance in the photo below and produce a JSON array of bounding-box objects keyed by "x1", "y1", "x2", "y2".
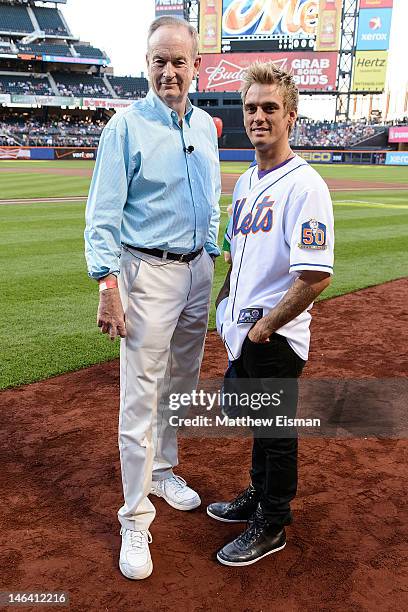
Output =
[{"x1": 1, "y1": 146, "x2": 404, "y2": 165}]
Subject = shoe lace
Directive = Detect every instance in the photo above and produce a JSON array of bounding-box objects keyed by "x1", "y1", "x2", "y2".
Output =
[
  {"x1": 167, "y1": 475, "x2": 187, "y2": 491},
  {"x1": 231, "y1": 485, "x2": 256, "y2": 509},
  {"x1": 239, "y1": 508, "x2": 265, "y2": 546},
  {"x1": 121, "y1": 528, "x2": 152, "y2": 549}
]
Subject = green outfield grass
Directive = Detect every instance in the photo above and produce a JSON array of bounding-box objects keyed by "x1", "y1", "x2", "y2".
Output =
[
  {"x1": 2, "y1": 161, "x2": 408, "y2": 389},
  {"x1": 1, "y1": 160, "x2": 407, "y2": 200}
]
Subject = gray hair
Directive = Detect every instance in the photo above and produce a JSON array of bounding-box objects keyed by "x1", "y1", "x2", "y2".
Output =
[{"x1": 147, "y1": 16, "x2": 199, "y2": 58}]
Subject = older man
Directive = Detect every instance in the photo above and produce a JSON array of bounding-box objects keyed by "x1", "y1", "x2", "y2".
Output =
[{"x1": 85, "y1": 16, "x2": 220, "y2": 579}]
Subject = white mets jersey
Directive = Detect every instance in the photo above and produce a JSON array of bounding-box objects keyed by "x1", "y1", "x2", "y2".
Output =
[{"x1": 218, "y1": 155, "x2": 334, "y2": 361}]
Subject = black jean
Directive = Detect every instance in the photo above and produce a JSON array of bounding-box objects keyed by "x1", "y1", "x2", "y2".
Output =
[{"x1": 233, "y1": 333, "x2": 306, "y2": 529}]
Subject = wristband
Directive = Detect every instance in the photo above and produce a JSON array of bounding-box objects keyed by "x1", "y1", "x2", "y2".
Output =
[{"x1": 99, "y1": 279, "x2": 118, "y2": 292}]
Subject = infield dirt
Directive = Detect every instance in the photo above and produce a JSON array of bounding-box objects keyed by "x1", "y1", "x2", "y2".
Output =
[{"x1": 1, "y1": 279, "x2": 407, "y2": 611}]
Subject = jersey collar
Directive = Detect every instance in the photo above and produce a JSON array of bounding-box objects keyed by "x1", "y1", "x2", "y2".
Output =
[{"x1": 145, "y1": 89, "x2": 194, "y2": 128}]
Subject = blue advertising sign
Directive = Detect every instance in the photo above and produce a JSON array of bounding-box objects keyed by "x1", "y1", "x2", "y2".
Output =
[
  {"x1": 385, "y1": 152, "x2": 408, "y2": 166},
  {"x1": 356, "y1": 8, "x2": 393, "y2": 51}
]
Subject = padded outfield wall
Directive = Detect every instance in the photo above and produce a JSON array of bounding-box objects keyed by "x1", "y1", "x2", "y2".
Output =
[{"x1": 0, "y1": 146, "x2": 403, "y2": 165}]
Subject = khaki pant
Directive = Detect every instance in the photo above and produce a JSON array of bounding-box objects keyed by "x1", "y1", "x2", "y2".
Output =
[{"x1": 117, "y1": 247, "x2": 214, "y2": 531}]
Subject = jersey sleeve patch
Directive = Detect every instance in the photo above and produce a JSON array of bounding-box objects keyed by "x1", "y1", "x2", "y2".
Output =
[{"x1": 298, "y1": 218, "x2": 327, "y2": 250}]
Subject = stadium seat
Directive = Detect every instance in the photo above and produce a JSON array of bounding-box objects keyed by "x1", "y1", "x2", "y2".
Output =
[
  {"x1": 32, "y1": 6, "x2": 68, "y2": 36},
  {"x1": 73, "y1": 45, "x2": 105, "y2": 60},
  {"x1": 17, "y1": 42, "x2": 72, "y2": 57},
  {"x1": 53, "y1": 72, "x2": 111, "y2": 98},
  {"x1": 0, "y1": 4, "x2": 33, "y2": 34},
  {"x1": 0, "y1": 74, "x2": 53, "y2": 96},
  {"x1": 107, "y1": 76, "x2": 148, "y2": 99}
]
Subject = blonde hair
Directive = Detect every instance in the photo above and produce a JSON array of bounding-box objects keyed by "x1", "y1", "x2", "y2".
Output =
[
  {"x1": 147, "y1": 16, "x2": 199, "y2": 58},
  {"x1": 240, "y1": 61, "x2": 299, "y2": 114}
]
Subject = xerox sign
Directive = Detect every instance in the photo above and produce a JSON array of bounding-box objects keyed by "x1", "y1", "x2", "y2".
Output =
[
  {"x1": 198, "y1": 52, "x2": 338, "y2": 92},
  {"x1": 356, "y1": 8, "x2": 393, "y2": 51}
]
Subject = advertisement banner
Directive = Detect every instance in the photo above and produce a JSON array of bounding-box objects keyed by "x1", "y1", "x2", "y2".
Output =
[
  {"x1": 199, "y1": 0, "x2": 222, "y2": 54},
  {"x1": 388, "y1": 126, "x2": 408, "y2": 143},
  {"x1": 222, "y1": 0, "x2": 318, "y2": 39},
  {"x1": 155, "y1": 0, "x2": 185, "y2": 17},
  {"x1": 360, "y1": 0, "x2": 393, "y2": 8},
  {"x1": 385, "y1": 152, "x2": 408, "y2": 165},
  {"x1": 298, "y1": 150, "x2": 333, "y2": 163},
  {"x1": 0, "y1": 93, "x2": 10, "y2": 104},
  {"x1": 11, "y1": 95, "x2": 37, "y2": 105},
  {"x1": 41, "y1": 55, "x2": 107, "y2": 65},
  {"x1": 352, "y1": 51, "x2": 388, "y2": 91},
  {"x1": 55, "y1": 148, "x2": 96, "y2": 161},
  {"x1": 316, "y1": 0, "x2": 343, "y2": 52},
  {"x1": 35, "y1": 96, "x2": 80, "y2": 107},
  {"x1": 199, "y1": 52, "x2": 338, "y2": 91},
  {"x1": 81, "y1": 98, "x2": 134, "y2": 110},
  {"x1": 30, "y1": 148, "x2": 54, "y2": 160},
  {"x1": 0, "y1": 147, "x2": 31, "y2": 160},
  {"x1": 356, "y1": 8, "x2": 393, "y2": 51},
  {"x1": 9, "y1": 94, "x2": 81, "y2": 107}
]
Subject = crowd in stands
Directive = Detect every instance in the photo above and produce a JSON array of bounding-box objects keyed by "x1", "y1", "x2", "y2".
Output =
[
  {"x1": 0, "y1": 117, "x2": 396, "y2": 148},
  {"x1": 291, "y1": 119, "x2": 384, "y2": 147},
  {"x1": 0, "y1": 72, "x2": 148, "y2": 99},
  {"x1": 55, "y1": 78, "x2": 110, "y2": 99},
  {"x1": 108, "y1": 76, "x2": 148, "y2": 99},
  {"x1": 0, "y1": 118, "x2": 105, "y2": 147},
  {"x1": 0, "y1": 75, "x2": 53, "y2": 96}
]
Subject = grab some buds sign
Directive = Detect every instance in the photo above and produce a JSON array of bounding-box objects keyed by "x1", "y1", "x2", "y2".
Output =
[{"x1": 198, "y1": 52, "x2": 338, "y2": 91}]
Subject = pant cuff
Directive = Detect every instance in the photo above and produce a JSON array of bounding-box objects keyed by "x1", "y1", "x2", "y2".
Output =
[{"x1": 152, "y1": 468, "x2": 174, "y2": 481}]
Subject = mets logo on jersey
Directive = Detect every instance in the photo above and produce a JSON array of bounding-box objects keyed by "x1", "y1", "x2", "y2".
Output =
[
  {"x1": 232, "y1": 196, "x2": 274, "y2": 237},
  {"x1": 299, "y1": 219, "x2": 327, "y2": 250}
]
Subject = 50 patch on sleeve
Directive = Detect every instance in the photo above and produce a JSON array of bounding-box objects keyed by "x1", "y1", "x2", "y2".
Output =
[{"x1": 299, "y1": 218, "x2": 327, "y2": 250}]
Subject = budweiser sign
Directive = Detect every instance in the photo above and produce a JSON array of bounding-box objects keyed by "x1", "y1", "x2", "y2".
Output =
[{"x1": 199, "y1": 52, "x2": 338, "y2": 92}]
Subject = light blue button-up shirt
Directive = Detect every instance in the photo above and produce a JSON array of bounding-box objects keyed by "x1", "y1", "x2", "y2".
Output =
[{"x1": 84, "y1": 89, "x2": 221, "y2": 279}]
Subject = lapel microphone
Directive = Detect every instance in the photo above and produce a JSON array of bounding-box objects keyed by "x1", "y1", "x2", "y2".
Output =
[{"x1": 183, "y1": 145, "x2": 195, "y2": 154}]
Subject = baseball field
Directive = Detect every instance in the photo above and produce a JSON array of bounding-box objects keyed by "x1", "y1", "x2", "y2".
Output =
[
  {"x1": 1, "y1": 160, "x2": 408, "y2": 611},
  {"x1": 1, "y1": 160, "x2": 407, "y2": 388}
]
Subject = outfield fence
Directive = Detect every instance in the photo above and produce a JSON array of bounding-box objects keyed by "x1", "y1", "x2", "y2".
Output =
[{"x1": 0, "y1": 146, "x2": 406, "y2": 165}]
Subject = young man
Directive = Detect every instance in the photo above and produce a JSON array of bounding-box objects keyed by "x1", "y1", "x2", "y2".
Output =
[
  {"x1": 208, "y1": 61, "x2": 334, "y2": 566},
  {"x1": 85, "y1": 17, "x2": 220, "y2": 580}
]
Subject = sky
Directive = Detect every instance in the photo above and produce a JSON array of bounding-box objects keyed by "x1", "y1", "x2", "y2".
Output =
[{"x1": 62, "y1": 0, "x2": 407, "y2": 120}]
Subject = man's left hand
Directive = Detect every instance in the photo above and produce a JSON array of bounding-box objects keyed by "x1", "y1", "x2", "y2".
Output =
[{"x1": 248, "y1": 318, "x2": 274, "y2": 344}]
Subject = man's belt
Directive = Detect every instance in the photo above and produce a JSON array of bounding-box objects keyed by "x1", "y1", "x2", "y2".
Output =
[{"x1": 124, "y1": 245, "x2": 203, "y2": 263}]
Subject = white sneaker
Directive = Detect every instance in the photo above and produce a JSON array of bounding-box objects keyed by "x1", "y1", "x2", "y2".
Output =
[
  {"x1": 119, "y1": 528, "x2": 153, "y2": 580},
  {"x1": 150, "y1": 475, "x2": 201, "y2": 511}
]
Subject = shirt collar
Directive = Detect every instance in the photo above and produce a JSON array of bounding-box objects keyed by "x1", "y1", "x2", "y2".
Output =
[{"x1": 146, "y1": 89, "x2": 194, "y2": 128}]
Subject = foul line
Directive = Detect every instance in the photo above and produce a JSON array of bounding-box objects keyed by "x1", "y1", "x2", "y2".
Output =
[
  {"x1": 0, "y1": 196, "x2": 87, "y2": 205},
  {"x1": 334, "y1": 200, "x2": 408, "y2": 209}
]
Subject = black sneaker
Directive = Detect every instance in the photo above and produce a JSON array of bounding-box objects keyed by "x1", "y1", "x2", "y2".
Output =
[
  {"x1": 216, "y1": 505, "x2": 286, "y2": 566},
  {"x1": 206, "y1": 484, "x2": 259, "y2": 523}
]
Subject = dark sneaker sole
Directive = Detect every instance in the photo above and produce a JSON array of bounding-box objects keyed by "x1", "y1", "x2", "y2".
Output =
[
  {"x1": 216, "y1": 542, "x2": 286, "y2": 566},
  {"x1": 206, "y1": 507, "x2": 248, "y2": 523}
]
